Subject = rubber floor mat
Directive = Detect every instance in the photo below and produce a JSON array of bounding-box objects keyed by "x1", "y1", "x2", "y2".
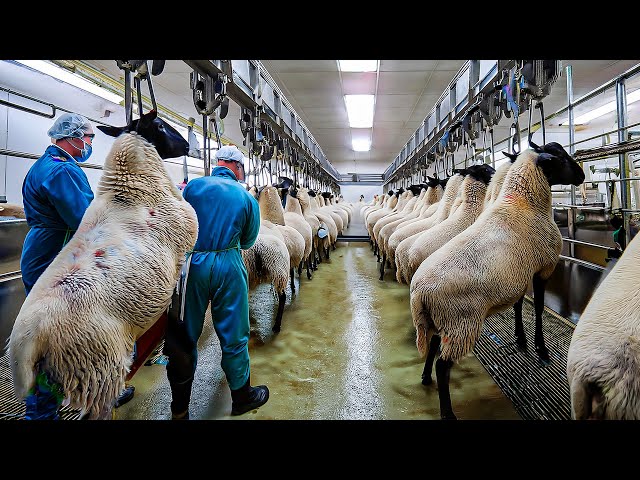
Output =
[
  {"x1": 473, "y1": 297, "x2": 576, "y2": 420},
  {"x1": 0, "y1": 353, "x2": 82, "y2": 420}
]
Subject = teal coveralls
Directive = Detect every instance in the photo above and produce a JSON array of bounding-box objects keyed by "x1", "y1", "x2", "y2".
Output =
[
  {"x1": 165, "y1": 166, "x2": 261, "y2": 392},
  {"x1": 20, "y1": 145, "x2": 94, "y2": 295}
]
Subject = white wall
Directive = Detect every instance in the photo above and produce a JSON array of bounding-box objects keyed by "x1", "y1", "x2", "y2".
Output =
[{"x1": 339, "y1": 184, "x2": 382, "y2": 204}]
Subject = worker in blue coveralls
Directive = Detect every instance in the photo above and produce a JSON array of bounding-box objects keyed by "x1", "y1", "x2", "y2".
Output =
[
  {"x1": 163, "y1": 144, "x2": 269, "y2": 419},
  {"x1": 20, "y1": 113, "x2": 134, "y2": 419}
]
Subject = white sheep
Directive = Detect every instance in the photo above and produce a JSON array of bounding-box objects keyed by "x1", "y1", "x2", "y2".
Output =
[
  {"x1": 257, "y1": 185, "x2": 306, "y2": 293},
  {"x1": 404, "y1": 165, "x2": 496, "y2": 282},
  {"x1": 566, "y1": 230, "x2": 640, "y2": 419},
  {"x1": 409, "y1": 142, "x2": 584, "y2": 419},
  {"x1": 385, "y1": 180, "x2": 445, "y2": 269},
  {"x1": 0, "y1": 202, "x2": 26, "y2": 218},
  {"x1": 8, "y1": 111, "x2": 198, "y2": 419},
  {"x1": 395, "y1": 174, "x2": 465, "y2": 284},
  {"x1": 282, "y1": 191, "x2": 314, "y2": 280}
]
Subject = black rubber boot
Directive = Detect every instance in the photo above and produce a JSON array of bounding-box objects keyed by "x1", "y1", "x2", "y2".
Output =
[
  {"x1": 114, "y1": 384, "x2": 135, "y2": 408},
  {"x1": 169, "y1": 378, "x2": 193, "y2": 420},
  {"x1": 230, "y1": 377, "x2": 269, "y2": 416}
]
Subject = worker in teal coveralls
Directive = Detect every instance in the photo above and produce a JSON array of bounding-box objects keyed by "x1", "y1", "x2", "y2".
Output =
[
  {"x1": 20, "y1": 112, "x2": 95, "y2": 296},
  {"x1": 164, "y1": 145, "x2": 269, "y2": 419}
]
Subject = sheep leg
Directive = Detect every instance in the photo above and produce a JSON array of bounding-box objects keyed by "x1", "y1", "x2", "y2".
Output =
[
  {"x1": 298, "y1": 261, "x2": 303, "y2": 276},
  {"x1": 435, "y1": 358, "x2": 456, "y2": 420},
  {"x1": 532, "y1": 274, "x2": 550, "y2": 363},
  {"x1": 513, "y1": 296, "x2": 527, "y2": 351},
  {"x1": 421, "y1": 334, "x2": 441, "y2": 385},
  {"x1": 290, "y1": 268, "x2": 296, "y2": 294},
  {"x1": 272, "y1": 291, "x2": 286, "y2": 333},
  {"x1": 379, "y1": 253, "x2": 386, "y2": 281},
  {"x1": 306, "y1": 258, "x2": 313, "y2": 280}
]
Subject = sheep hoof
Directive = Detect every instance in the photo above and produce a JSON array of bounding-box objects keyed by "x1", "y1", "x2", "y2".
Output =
[
  {"x1": 307, "y1": 271, "x2": 312, "y2": 280},
  {"x1": 272, "y1": 325, "x2": 281, "y2": 333},
  {"x1": 536, "y1": 346, "x2": 551, "y2": 364},
  {"x1": 515, "y1": 337, "x2": 527, "y2": 351},
  {"x1": 441, "y1": 413, "x2": 457, "y2": 420},
  {"x1": 421, "y1": 376, "x2": 433, "y2": 386}
]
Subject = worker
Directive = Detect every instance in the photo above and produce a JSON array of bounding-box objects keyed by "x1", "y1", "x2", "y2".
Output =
[
  {"x1": 20, "y1": 112, "x2": 134, "y2": 419},
  {"x1": 164, "y1": 144, "x2": 268, "y2": 419}
]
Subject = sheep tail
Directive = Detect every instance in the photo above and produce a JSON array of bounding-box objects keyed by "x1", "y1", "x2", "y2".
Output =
[
  {"x1": 7, "y1": 320, "x2": 44, "y2": 399},
  {"x1": 570, "y1": 376, "x2": 606, "y2": 420},
  {"x1": 410, "y1": 294, "x2": 430, "y2": 358}
]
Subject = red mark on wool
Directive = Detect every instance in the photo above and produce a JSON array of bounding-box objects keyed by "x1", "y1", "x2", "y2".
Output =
[
  {"x1": 504, "y1": 194, "x2": 514, "y2": 200},
  {"x1": 443, "y1": 336, "x2": 449, "y2": 343},
  {"x1": 149, "y1": 208, "x2": 156, "y2": 216},
  {"x1": 94, "y1": 249, "x2": 105, "y2": 257}
]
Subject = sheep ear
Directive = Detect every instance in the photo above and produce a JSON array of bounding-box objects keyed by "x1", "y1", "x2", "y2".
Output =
[
  {"x1": 96, "y1": 124, "x2": 125, "y2": 138},
  {"x1": 502, "y1": 151, "x2": 519, "y2": 163},
  {"x1": 529, "y1": 140, "x2": 544, "y2": 153}
]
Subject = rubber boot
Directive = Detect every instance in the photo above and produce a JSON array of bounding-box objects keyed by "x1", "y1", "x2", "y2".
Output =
[
  {"x1": 230, "y1": 377, "x2": 269, "y2": 416},
  {"x1": 114, "y1": 384, "x2": 135, "y2": 408},
  {"x1": 170, "y1": 378, "x2": 193, "y2": 420}
]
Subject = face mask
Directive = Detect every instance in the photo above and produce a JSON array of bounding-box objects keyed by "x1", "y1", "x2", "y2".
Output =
[{"x1": 67, "y1": 138, "x2": 92, "y2": 162}]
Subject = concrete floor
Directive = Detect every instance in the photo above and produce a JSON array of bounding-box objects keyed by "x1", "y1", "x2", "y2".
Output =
[{"x1": 115, "y1": 206, "x2": 520, "y2": 420}]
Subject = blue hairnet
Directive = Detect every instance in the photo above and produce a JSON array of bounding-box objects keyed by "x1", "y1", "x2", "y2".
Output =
[
  {"x1": 215, "y1": 145, "x2": 244, "y2": 162},
  {"x1": 47, "y1": 113, "x2": 92, "y2": 140}
]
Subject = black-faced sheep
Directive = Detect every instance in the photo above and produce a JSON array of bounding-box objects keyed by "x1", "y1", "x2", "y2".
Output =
[
  {"x1": 395, "y1": 174, "x2": 465, "y2": 284},
  {"x1": 566, "y1": 230, "x2": 640, "y2": 420},
  {"x1": 8, "y1": 110, "x2": 197, "y2": 420},
  {"x1": 404, "y1": 165, "x2": 496, "y2": 281},
  {"x1": 409, "y1": 142, "x2": 584, "y2": 419}
]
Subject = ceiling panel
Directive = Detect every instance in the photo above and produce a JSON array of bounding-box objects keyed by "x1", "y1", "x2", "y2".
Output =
[
  {"x1": 375, "y1": 107, "x2": 416, "y2": 122},
  {"x1": 377, "y1": 71, "x2": 432, "y2": 95},
  {"x1": 376, "y1": 94, "x2": 421, "y2": 109},
  {"x1": 340, "y1": 72, "x2": 377, "y2": 95},
  {"x1": 380, "y1": 60, "x2": 439, "y2": 71},
  {"x1": 273, "y1": 72, "x2": 341, "y2": 91},
  {"x1": 262, "y1": 60, "x2": 339, "y2": 72}
]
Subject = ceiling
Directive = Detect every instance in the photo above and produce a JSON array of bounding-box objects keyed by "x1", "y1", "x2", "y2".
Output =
[{"x1": 82, "y1": 60, "x2": 640, "y2": 176}]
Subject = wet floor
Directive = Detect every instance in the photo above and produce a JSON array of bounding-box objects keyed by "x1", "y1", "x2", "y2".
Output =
[{"x1": 115, "y1": 205, "x2": 520, "y2": 420}]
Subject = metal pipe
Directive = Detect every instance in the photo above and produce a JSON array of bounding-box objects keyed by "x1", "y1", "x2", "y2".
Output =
[
  {"x1": 616, "y1": 78, "x2": 632, "y2": 248},
  {"x1": 553, "y1": 204, "x2": 607, "y2": 211},
  {"x1": 567, "y1": 65, "x2": 577, "y2": 258},
  {"x1": 558, "y1": 255, "x2": 606, "y2": 272},
  {"x1": 562, "y1": 238, "x2": 612, "y2": 250}
]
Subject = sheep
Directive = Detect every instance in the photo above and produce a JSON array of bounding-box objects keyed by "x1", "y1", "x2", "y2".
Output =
[
  {"x1": 7, "y1": 110, "x2": 198, "y2": 420},
  {"x1": 385, "y1": 180, "x2": 445, "y2": 269},
  {"x1": 378, "y1": 182, "x2": 436, "y2": 257},
  {"x1": 303, "y1": 188, "x2": 338, "y2": 260},
  {"x1": 241, "y1": 229, "x2": 290, "y2": 333},
  {"x1": 373, "y1": 186, "x2": 420, "y2": 246},
  {"x1": 315, "y1": 191, "x2": 344, "y2": 237},
  {"x1": 404, "y1": 165, "x2": 496, "y2": 282},
  {"x1": 566, "y1": 230, "x2": 640, "y2": 420},
  {"x1": 322, "y1": 192, "x2": 349, "y2": 231},
  {"x1": 484, "y1": 160, "x2": 515, "y2": 207},
  {"x1": 0, "y1": 202, "x2": 26, "y2": 218},
  {"x1": 368, "y1": 189, "x2": 403, "y2": 259},
  {"x1": 257, "y1": 185, "x2": 306, "y2": 293},
  {"x1": 290, "y1": 187, "x2": 324, "y2": 268},
  {"x1": 395, "y1": 174, "x2": 465, "y2": 285},
  {"x1": 409, "y1": 142, "x2": 584, "y2": 419},
  {"x1": 281, "y1": 190, "x2": 314, "y2": 280}
]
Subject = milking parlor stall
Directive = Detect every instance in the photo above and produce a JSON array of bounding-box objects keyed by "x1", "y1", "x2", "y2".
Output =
[{"x1": 1, "y1": 59, "x2": 640, "y2": 421}]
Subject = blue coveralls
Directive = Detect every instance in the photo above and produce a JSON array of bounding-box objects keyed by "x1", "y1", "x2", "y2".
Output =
[
  {"x1": 20, "y1": 144, "x2": 94, "y2": 296},
  {"x1": 165, "y1": 166, "x2": 261, "y2": 392},
  {"x1": 19, "y1": 144, "x2": 93, "y2": 419}
]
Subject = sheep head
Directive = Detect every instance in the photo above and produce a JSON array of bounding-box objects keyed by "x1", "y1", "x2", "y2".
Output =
[
  {"x1": 97, "y1": 110, "x2": 188, "y2": 160},
  {"x1": 466, "y1": 164, "x2": 496, "y2": 185},
  {"x1": 531, "y1": 141, "x2": 585, "y2": 187}
]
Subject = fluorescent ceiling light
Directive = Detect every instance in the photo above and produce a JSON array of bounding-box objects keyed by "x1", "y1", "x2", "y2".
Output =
[
  {"x1": 352, "y1": 138, "x2": 371, "y2": 152},
  {"x1": 344, "y1": 94, "x2": 375, "y2": 128},
  {"x1": 561, "y1": 89, "x2": 640, "y2": 125},
  {"x1": 338, "y1": 60, "x2": 379, "y2": 72},
  {"x1": 15, "y1": 60, "x2": 124, "y2": 104}
]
